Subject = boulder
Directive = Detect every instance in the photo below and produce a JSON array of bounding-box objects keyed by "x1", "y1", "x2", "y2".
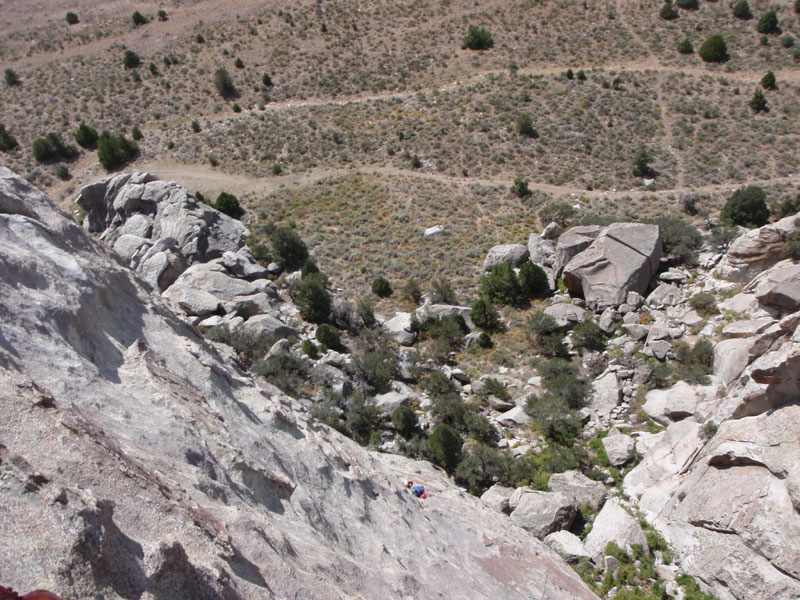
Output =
[
  {"x1": 584, "y1": 499, "x2": 648, "y2": 563},
  {"x1": 510, "y1": 491, "x2": 577, "y2": 539},
  {"x1": 544, "y1": 530, "x2": 591, "y2": 563},
  {"x1": 528, "y1": 232, "x2": 555, "y2": 268},
  {"x1": 483, "y1": 243, "x2": 530, "y2": 271},
  {"x1": 222, "y1": 251, "x2": 268, "y2": 281},
  {"x1": 548, "y1": 470, "x2": 607, "y2": 509},
  {"x1": 495, "y1": 405, "x2": 531, "y2": 428},
  {"x1": 602, "y1": 430, "x2": 635, "y2": 466},
  {"x1": 713, "y1": 338, "x2": 752, "y2": 386},
  {"x1": 374, "y1": 382, "x2": 419, "y2": 415},
  {"x1": 722, "y1": 318, "x2": 775, "y2": 338},
  {"x1": 543, "y1": 302, "x2": 588, "y2": 330},
  {"x1": 643, "y1": 380, "x2": 721, "y2": 424},
  {"x1": 162, "y1": 286, "x2": 222, "y2": 317},
  {"x1": 716, "y1": 214, "x2": 798, "y2": 282},
  {"x1": 562, "y1": 223, "x2": 662, "y2": 310},
  {"x1": 480, "y1": 484, "x2": 514, "y2": 515},
  {"x1": 383, "y1": 312, "x2": 417, "y2": 346},
  {"x1": 587, "y1": 372, "x2": 621, "y2": 425},
  {"x1": 553, "y1": 225, "x2": 602, "y2": 276},
  {"x1": 750, "y1": 261, "x2": 800, "y2": 312},
  {"x1": 646, "y1": 283, "x2": 683, "y2": 309},
  {"x1": 240, "y1": 313, "x2": 298, "y2": 339},
  {"x1": 166, "y1": 261, "x2": 263, "y2": 301}
]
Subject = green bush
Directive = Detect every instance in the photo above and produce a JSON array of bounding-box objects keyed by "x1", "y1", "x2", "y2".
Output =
[
  {"x1": 572, "y1": 320, "x2": 606, "y2": 352},
  {"x1": 371, "y1": 276, "x2": 392, "y2": 297},
  {"x1": 32, "y1": 133, "x2": 79, "y2": 163},
  {"x1": 756, "y1": 10, "x2": 778, "y2": 34},
  {"x1": 205, "y1": 326, "x2": 281, "y2": 369},
  {"x1": 455, "y1": 446, "x2": 509, "y2": 493},
  {"x1": 519, "y1": 262, "x2": 549, "y2": 298},
  {"x1": 123, "y1": 50, "x2": 141, "y2": 69},
  {"x1": 132, "y1": 11, "x2": 147, "y2": 26},
  {"x1": 270, "y1": 225, "x2": 308, "y2": 270},
  {"x1": 0, "y1": 125, "x2": 18, "y2": 152},
  {"x1": 301, "y1": 339, "x2": 319, "y2": 358},
  {"x1": 293, "y1": 274, "x2": 331, "y2": 323},
  {"x1": 477, "y1": 332, "x2": 493, "y2": 348},
  {"x1": 157, "y1": 9, "x2": 167, "y2": 21},
  {"x1": 345, "y1": 394, "x2": 380, "y2": 444},
  {"x1": 538, "y1": 358, "x2": 589, "y2": 410},
  {"x1": 252, "y1": 351, "x2": 308, "y2": 395},
  {"x1": 678, "y1": 39, "x2": 693, "y2": 54},
  {"x1": 781, "y1": 35, "x2": 794, "y2": 48},
  {"x1": 402, "y1": 277, "x2": 422, "y2": 303},
  {"x1": 262, "y1": 73, "x2": 273, "y2": 87},
  {"x1": 761, "y1": 71, "x2": 776, "y2": 89},
  {"x1": 97, "y1": 133, "x2": 138, "y2": 170},
  {"x1": 688, "y1": 292, "x2": 718, "y2": 316},
  {"x1": 732, "y1": 0, "x2": 750, "y2": 19},
  {"x1": 749, "y1": 89, "x2": 768, "y2": 113},
  {"x1": 632, "y1": 148, "x2": 652, "y2": 177},
  {"x1": 74, "y1": 123, "x2": 98, "y2": 148},
  {"x1": 234, "y1": 57, "x2": 244, "y2": 69},
  {"x1": 462, "y1": 25, "x2": 493, "y2": 50},
  {"x1": 721, "y1": 186, "x2": 769, "y2": 227},
  {"x1": 131, "y1": 126, "x2": 143, "y2": 141},
  {"x1": 646, "y1": 216, "x2": 702, "y2": 265},
  {"x1": 480, "y1": 262, "x2": 524, "y2": 306},
  {"x1": 301, "y1": 257, "x2": 319, "y2": 278},
  {"x1": 675, "y1": 0, "x2": 698, "y2": 8},
  {"x1": 4, "y1": 68, "x2": 20, "y2": 86},
  {"x1": 214, "y1": 192, "x2": 241, "y2": 218},
  {"x1": 410, "y1": 155, "x2": 422, "y2": 169},
  {"x1": 698, "y1": 34, "x2": 727, "y2": 62},
  {"x1": 427, "y1": 424, "x2": 464, "y2": 472},
  {"x1": 315, "y1": 323, "x2": 341, "y2": 351},
  {"x1": 213, "y1": 68, "x2": 237, "y2": 98},
  {"x1": 660, "y1": 1, "x2": 679, "y2": 19},
  {"x1": 191, "y1": 120, "x2": 201, "y2": 133},
  {"x1": 354, "y1": 346, "x2": 398, "y2": 394},
  {"x1": 431, "y1": 277, "x2": 457, "y2": 304},
  {"x1": 55, "y1": 164, "x2": 70, "y2": 180},
  {"x1": 391, "y1": 405, "x2": 418, "y2": 440},
  {"x1": 510, "y1": 176, "x2": 531, "y2": 198},
  {"x1": 516, "y1": 114, "x2": 535, "y2": 137},
  {"x1": 471, "y1": 297, "x2": 500, "y2": 331},
  {"x1": 66, "y1": 12, "x2": 79, "y2": 24},
  {"x1": 776, "y1": 195, "x2": 800, "y2": 219}
]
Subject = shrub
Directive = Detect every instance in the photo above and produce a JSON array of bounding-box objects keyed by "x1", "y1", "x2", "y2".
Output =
[
  {"x1": 0, "y1": 125, "x2": 19, "y2": 152},
  {"x1": 132, "y1": 11, "x2": 147, "y2": 26},
  {"x1": 301, "y1": 339, "x2": 319, "y2": 359},
  {"x1": 270, "y1": 226, "x2": 308, "y2": 270},
  {"x1": 732, "y1": 0, "x2": 750, "y2": 19},
  {"x1": 191, "y1": 120, "x2": 201, "y2": 133},
  {"x1": 431, "y1": 277, "x2": 457, "y2": 304},
  {"x1": 294, "y1": 274, "x2": 331, "y2": 323},
  {"x1": 510, "y1": 176, "x2": 531, "y2": 198},
  {"x1": 660, "y1": 1, "x2": 679, "y2": 19},
  {"x1": 516, "y1": 114, "x2": 536, "y2": 137},
  {"x1": 678, "y1": 39, "x2": 693, "y2": 54},
  {"x1": 721, "y1": 186, "x2": 769, "y2": 227},
  {"x1": 427, "y1": 424, "x2": 463, "y2": 472},
  {"x1": 675, "y1": 0, "x2": 698, "y2": 8},
  {"x1": 674, "y1": 340, "x2": 714, "y2": 384},
  {"x1": 232, "y1": 103, "x2": 242, "y2": 113},
  {"x1": 4, "y1": 68, "x2": 20, "y2": 86},
  {"x1": 646, "y1": 216, "x2": 702, "y2": 265},
  {"x1": 402, "y1": 278, "x2": 422, "y2": 303},
  {"x1": 781, "y1": 35, "x2": 794, "y2": 48},
  {"x1": 157, "y1": 9, "x2": 167, "y2": 21},
  {"x1": 782, "y1": 230, "x2": 800, "y2": 260},
  {"x1": 213, "y1": 68, "x2": 237, "y2": 98},
  {"x1": 688, "y1": 292, "x2": 718, "y2": 316},
  {"x1": 32, "y1": 133, "x2": 78, "y2": 163},
  {"x1": 262, "y1": 73, "x2": 273, "y2": 87},
  {"x1": 456, "y1": 446, "x2": 508, "y2": 493},
  {"x1": 234, "y1": 57, "x2": 244, "y2": 69},
  {"x1": 761, "y1": 71, "x2": 776, "y2": 90},
  {"x1": 632, "y1": 148, "x2": 652, "y2": 177},
  {"x1": 698, "y1": 34, "x2": 727, "y2": 62},
  {"x1": 749, "y1": 89, "x2": 768, "y2": 113},
  {"x1": 149, "y1": 62, "x2": 158, "y2": 76},
  {"x1": 205, "y1": 325, "x2": 281, "y2": 369},
  {"x1": 74, "y1": 123, "x2": 98, "y2": 148},
  {"x1": 371, "y1": 276, "x2": 392, "y2": 297},
  {"x1": 538, "y1": 358, "x2": 589, "y2": 410},
  {"x1": 477, "y1": 332, "x2": 493, "y2": 348},
  {"x1": 214, "y1": 192, "x2": 241, "y2": 218},
  {"x1": 576, "y1": 70, "x2": 586, "y2": 81},
  {"x1": 796, "y1": 0, "x2": 800, "y2": 14},
  {"x1": 756, "y1": 10, "x2": 778, "y2": 34},
  {"x1": 391, "y1": 405, "x2": 418, "y2": 440},
  {"x1": 301, "y1": 257, "x2": 319, "y2": 278},
  {"x1": 97, "y1": 133, "x2": 138, "y2": 170},
  {"x1": 410, "y1": 155, "x2": 422, "y2": 169},
  {"x1": 131, "y1": 126, "x2": 143, "y2": 141},
  {"x1": 471, "y1": 297, "x2": 500, "y2": 331},
  {"x1": 462, "y1": 25, "x2": 493, "y2": 50},
  {"x1": 315, "y1": 323, "x2": 341, "y2": 351},
  {"x1": 123, "y1": 50, "x2": 141, "y2": 69},
  {"x1": 519, "y1": 262, "x2": 549, "y2": 298},
  {"x1": 526, "y1": 392, "x2": 583, "y2": 446},
  {"x1": 354, "y1": 346, "x2": 398, "y2": 394},
  {"x1": 196, "y1": 33, "x2": 205, "y2": 43},
  {"x1": 480, "y1": 263, "x2": 524, "y2": 306},
  {"x1": 540, "y1": 202, "x2": 577, "y2": 227},
  {"x1": 775, "y1": 195, "x2": 800, "y2": 219},
  {"x1": 55, "y1": 164, "x2": 70, "y2": 180},
  {"x1": 66, "y1": 12, "x2": 79, "y2": 24},
  {"x1": 572, "y1": 320, "x2": 606, "y2": 352}
]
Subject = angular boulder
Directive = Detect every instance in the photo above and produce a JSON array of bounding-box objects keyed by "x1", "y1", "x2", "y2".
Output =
[
  {"x1": 584, "y1": 499, "x2": 648, "y2": 563},
  {"x1": 548, "y1": 470, "x2": 607, "y2": 509},
  {"x1": 602, "y1": 429, "x2": 635, "y2": 466},
  {"x1": 480, "y1": 483, "x2": 514, "y2": 515},
  {"x1": 383, "y1": 312, "x2": 417, "y2": 346},
  {"x1": 553, "y1": 225, "x2": 603, "y2": 276},
  {"x1": 483, "y1": 243, "x2": 530, "y2": 271},
  {"x1": 528, "y1": 232, "x2": 556, "y2": 268},
  {"x1": 562, "y1": 223, "x2": 662, "y2": 310},
  {"x1": 716, "y1": 214, "x2": 798, "y2": 282},
  {"x1": 510, "y1": 491, "x2": 577, "y2": 539},
  {"x1": 749, "y1": 261, "x2": 800, "y2": 312},
  {"x1": 544, "y1": 530, "x2": 591, "y2": 563}
]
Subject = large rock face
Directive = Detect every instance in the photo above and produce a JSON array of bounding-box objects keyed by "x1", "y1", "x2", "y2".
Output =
[
  {"x1": 561, "y1": 223, "x2": 662, "y2": 310},
  {"x1": 0, "y1": 169, "x2": 598, "y2": 599},
  {"x1": 553, "y1": 225, "x2": 602, "y2": 276},
  {"x1": 483, "y1": 243, "x2": 529, "y2": 271},
  {"x1": 716, "y1": 214, "x2": 798, "y2": 282}
]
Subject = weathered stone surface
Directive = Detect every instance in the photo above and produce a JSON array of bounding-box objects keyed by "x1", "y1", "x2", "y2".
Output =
[
  {"x1": 483, "y1": 243, "x2": 530, "y2": 271},
  {"x1": 584, "y1": 499, "x2": 648, "y2": 563},
  {"x1": 587, "y1": 372, "x2": 621, "y2": 424},
  {"x1": 713, "y1": 338, "x2": 752, "y2": 386},
  {"x1": 553, "y1": 225, "x2": 602, "y2": 276},
  {"x1": 383, "y1": 312, "x2": 417, "y2": 346},
  {"x1": 0, "y1": 169, "x2": 600, "y2": 600},
  {"x1": 374, "y1": 382, "x2": 419, "y2": 415},
  {"x1": 510, "y1": 491, "x2": 576, "y2": 539},
  {"x1": 480, "y1": 484, "x2": 514, "y2": 515},
  {"x1": 750, "y1": 261, "x2": 800, "y2": 312},
  {"x1": 163, "y1": 286, "x2": 222, "y2": 317},
  {"x1": 602, "y1": 429, "x2": 635, "y2": 466},
  {"x1": 544, "y1": 530, "x2": 591, "y2": 563},
  {"x1": 544, "y1": 302, "x2": 588, "y2": 330},
  {"x1": 528, "y1": 232, "x2": 556, "y2": 268},
  {"x1": 646, "y1": 283, "x2": 683, "y2": 308},
  {"x1": 548, "y1": 470, "x2": 607, "y2": 509},
  {"x1": 643, "y1": 380, "x2": 721, "y2": 424},
  {"x1": 222, "y1": 250, "x2": 268, "y2": 281},
  {"x1": 496, "y1": 405, "x2": 531, "y2": 428},
  {"x1": 562, "y1": 223, "x2": 662, "y2": 310},
  {"x1": 716, "y1": 215, "x2": 798, "y2": 282},
  {"x1": 722, "y1": 318, "x2": 775, "y2": 338},
  {"x1": 168, "y1": 261, "x2": 262, "y2": 301},
  {"x1": 240, "y1": 313, "x2": 298, "y2": 339}
]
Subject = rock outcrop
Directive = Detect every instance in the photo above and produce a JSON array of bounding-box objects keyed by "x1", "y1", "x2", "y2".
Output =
[
  {"x1": 0, "y1": 169, "x2": 598, "y2": 600},
  {"x1": 716, "y1": 214, "x2": 798, "y2": 282},
  {"x1": 483, "y1": 243, "x2": 529, "y2": 271},
  {"x1": 561, "y1": 223, "x2": 662, "y2": 310}
]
